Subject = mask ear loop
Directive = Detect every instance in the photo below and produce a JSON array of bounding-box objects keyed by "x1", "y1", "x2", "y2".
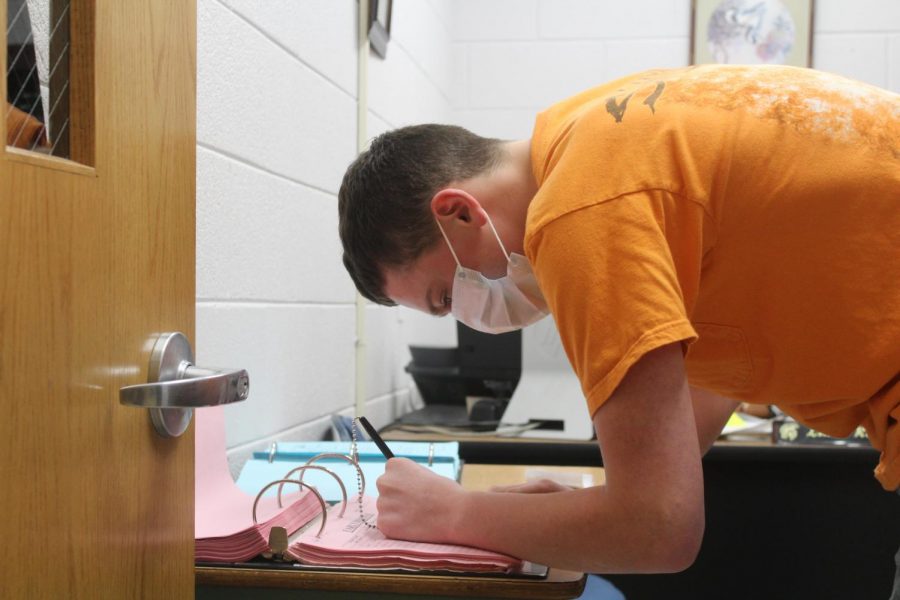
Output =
[
  {"x1": 435, "y1": 220, "x2": 463, "y2": 267},
  {"x1": 437, "y1": 212, "x2": 511, "y2": 265},
  {"x1": 483, "y1": 213, "x2": 511, "y2": 262}
]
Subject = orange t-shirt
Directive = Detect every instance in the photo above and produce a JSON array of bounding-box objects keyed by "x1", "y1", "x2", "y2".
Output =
[{"x1": 524, "y1": 65, "x2": 900, "y2": 489}]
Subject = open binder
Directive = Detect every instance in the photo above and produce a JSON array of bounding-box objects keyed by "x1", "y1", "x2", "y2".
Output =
[
  {"x1": 235, "y1": 440, "x2": 461, "y2": 502},
  {"x1": 195, "y1": 408, "x2": 541, "y2": 576},
  {"x1": 195, "y1": 406, "x2": 326, "y2": 562}
]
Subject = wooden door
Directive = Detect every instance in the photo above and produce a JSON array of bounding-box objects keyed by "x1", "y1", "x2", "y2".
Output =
[{"x1": 1, "y1": 1, "x2": 196, "y2": 598}]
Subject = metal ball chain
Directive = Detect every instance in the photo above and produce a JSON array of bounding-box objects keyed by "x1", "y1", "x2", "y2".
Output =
[{"x1": 350, "y1": 417, "x2": 379, "y2": 530}]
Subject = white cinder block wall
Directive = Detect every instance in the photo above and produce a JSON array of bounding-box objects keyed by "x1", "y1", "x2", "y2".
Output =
[
  {"x1": 196, "y1": 0, "x2": 899, "y2": 474},
  {"x1": 196, "y1": 0, "x2": 455, "y2": 473},
  {"x1": 450, "y1": 0, "x2": 692, "y2": 139},
  {"x1": 450, "y1": 0, "x2": 900, "y2": 141},
  {"x1": 813, "y1": 0, "x2": 900, "y2": 91}
]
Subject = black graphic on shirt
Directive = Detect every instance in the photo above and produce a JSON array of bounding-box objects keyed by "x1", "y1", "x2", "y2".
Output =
[
  {"x1": 642, "y1": 81, "x2": 665, "y2": 114},
  {"x1": 605, "y1": 94, "x2": 633, "y2": 123},
  {"x1": 605, "y1": 81, "x2": 666, "y2": 122}
]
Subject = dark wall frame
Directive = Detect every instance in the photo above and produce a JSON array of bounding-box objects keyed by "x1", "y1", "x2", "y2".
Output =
[{"x1": 368, "y1": 0, "x2": 391, "y2": 59}]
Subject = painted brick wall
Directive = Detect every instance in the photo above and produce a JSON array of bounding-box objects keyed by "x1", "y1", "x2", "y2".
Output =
[
  {"x1": 196, "y1": 0, "x2": 454, "y2": 472},
  {"x1": 451, "y1": 0, "x2": 900, "y2": 140},
  {"x1": 814, "y1": 0, "x2": 900, "y2": 90}
]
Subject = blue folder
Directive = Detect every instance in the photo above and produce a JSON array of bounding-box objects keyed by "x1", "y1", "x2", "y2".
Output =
[{"x1": 235, "y1": 441, "x2": 460, "y2": 502}]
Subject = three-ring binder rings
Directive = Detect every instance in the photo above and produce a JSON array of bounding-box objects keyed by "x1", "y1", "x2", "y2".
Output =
[
  {"x1": 196, "y1": 408, "x2": 544, "y2": 576},
  {"x1": 236, "y1": 440, "x2": 460, "y2": 502}
]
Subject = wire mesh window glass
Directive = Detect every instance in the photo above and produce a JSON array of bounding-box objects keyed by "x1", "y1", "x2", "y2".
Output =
[{"x1": 6, "y1": 0, "x2": 71, "y2": 158}]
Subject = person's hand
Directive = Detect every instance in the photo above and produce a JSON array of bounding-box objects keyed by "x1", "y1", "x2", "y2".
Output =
[
  {"x1": 375, "y1": 457, "x2": 466, "y2": 544},
  {"x1": 490, "y1": 478, "x2": 573, "y2": 494}
]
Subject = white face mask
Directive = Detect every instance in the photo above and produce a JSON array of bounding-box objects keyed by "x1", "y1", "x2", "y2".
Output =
[{"x1": 436, "y1": 213, "x2": 549, "y2": 334}]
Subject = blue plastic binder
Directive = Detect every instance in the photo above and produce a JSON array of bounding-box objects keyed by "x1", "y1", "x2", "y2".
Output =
[{"x1": 235, "y1": 441, "x2": 460, "y2": 502}]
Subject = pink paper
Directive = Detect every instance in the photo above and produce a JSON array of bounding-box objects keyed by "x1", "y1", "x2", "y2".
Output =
[
  {"x1": 195, "y1": 406, "x2": 322, "y2": 561},
  {"x1": 288, "y1": 495, "x2": 522, "y2": 573}
]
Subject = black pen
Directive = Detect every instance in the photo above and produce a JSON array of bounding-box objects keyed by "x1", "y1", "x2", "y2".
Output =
[{"x1": 358, "y1": 416, "x2": 395, "y2": 459}]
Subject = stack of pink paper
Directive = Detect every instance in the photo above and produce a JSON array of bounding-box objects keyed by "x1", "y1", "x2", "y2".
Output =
[
  {"x1": 195, "y1": 484, "x2": 324, "y2": 562},
  {"x1": 195, "y1": 406, "x2": 324, "y2": 562},
  {"x1": 287, "y1": 495, "x2": 523, "y2": 573}
]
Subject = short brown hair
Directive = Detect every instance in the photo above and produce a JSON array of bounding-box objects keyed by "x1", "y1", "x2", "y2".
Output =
[{"x1": 338, "y1": 124, "x2": 502, "y2": 305}]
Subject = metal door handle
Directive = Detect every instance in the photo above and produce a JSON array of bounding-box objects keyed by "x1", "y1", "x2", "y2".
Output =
[
  {"x1": 119, "y1": 365, "x2": 249, "y2": 408},
  {"x1": 119, "y1": 332, "x2": 249, "y2": 437}
]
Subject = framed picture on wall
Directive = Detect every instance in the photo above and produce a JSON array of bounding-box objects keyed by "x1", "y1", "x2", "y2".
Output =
[
  {"x1": 369, "y1": 0, "x2": 393, "y2": 59},
  {"x1": 691, "y1": 0, "x2": 814, "y2": 67}
]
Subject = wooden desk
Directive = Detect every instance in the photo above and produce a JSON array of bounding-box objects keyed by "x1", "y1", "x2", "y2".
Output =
[
  {"x1": 195, "y1": 464, "x2": 591, "y2": 600},
  {"x1": 385, "y1": 427, "x2": 898, "y2": 599},
  {"x1": 461, "y1": 464, "x2": 604, "y2": 490}
]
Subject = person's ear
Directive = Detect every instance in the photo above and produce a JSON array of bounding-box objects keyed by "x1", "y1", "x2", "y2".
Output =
[{"x1": 430, "y1": 189, "x2": 488, "y2": 228}]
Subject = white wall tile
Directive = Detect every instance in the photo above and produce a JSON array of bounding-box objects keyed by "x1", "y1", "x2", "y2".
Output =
[
  {"x1": 815, "y1": 0, "x2": 900, "y2": 33},
  {"x1": 198, "y1": 0, "x2": 456, "y2": 453},
  {"x1": 890, "y1": 35, "x2": 900, "y2": 92},
  {"x1": 391, "y1": 0, "x2": 454, "y2": 99},
  {"x1": 366, "y1": 390, "x2": 416, "y2": 429},
  {"x1": 426, "y1": 0, "x2": 455, "y2": 33},
  {"x1": 369, "y1": 42, "x2": 453, "y2": 126},
  {"x1": 196, "y1": 147, "x2": 354, "y2": 303},
  {"x1": 467, "y1": 42, "x2": 607, "y2": 108},
  {"x1": 197, "y1": 0, "x2": 356, "y2": 194},
  {"x1": 366, "y1": 110, "x2": 393, "y2": 142},
  {"x1": 538, "y1": 0, "x2": 690, "y2": 40},
  {"x1": 605, "y1": 38, "x2": 690, "y2": 81},
  {"x1": 398, "y1": 307, "x2": 457, "y2": 348},
  {"x1": 364, "y1": 305, "x2": 414, "y2": 400},
  {"x1": 220, "y1": 0, "x2": 358, "y2": 96},
  {"x1": 453, "y1": 0, "x2": 539, "y2": 41},
  {"x1": 450, "y1": 107, "x2": 540, "y2": 140},
  {"x1": 197, "y1": 303, "x2": 356, "y2": 448},
  {"x1": 813, "y1": 34, "x2": 889, "y2": 88},
  {"x1": 450, "y1": 43, "x2": 469, "y2": 107}
]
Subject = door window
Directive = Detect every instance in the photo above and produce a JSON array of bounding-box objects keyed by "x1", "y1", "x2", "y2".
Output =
[{"x1": 6, "y1": 0, "x2": 91, "y2": 167}]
